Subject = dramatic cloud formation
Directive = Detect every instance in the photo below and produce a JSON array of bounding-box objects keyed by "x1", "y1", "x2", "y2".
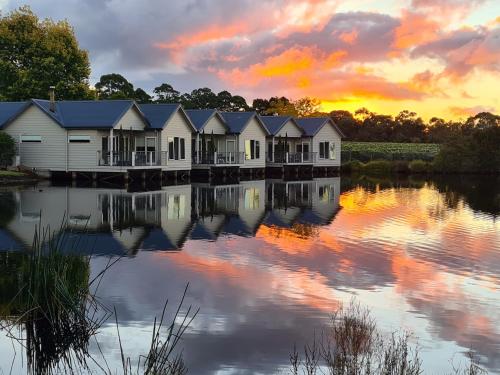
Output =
[{"x1": 2, "y1": 0, "x2": 499, "y2": 119}]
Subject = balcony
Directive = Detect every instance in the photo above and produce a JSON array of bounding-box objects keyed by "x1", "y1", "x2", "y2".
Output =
[
  {"x1": 192, "y1": 152, "x2": 245, "y2": 166},
  {"x1": 97, "y1": 151, "x2": 168, "y2": 167},
  {"x1": 267, "y1": 152, "x2": 317, "y2": 165}
]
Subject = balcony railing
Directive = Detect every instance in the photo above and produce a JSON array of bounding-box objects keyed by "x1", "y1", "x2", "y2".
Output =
[
  {"x1": 192, "y1": 152, "x2": 245, "y2": 165},
  {"x1": 266, "y1": 152, "x2": 317, "y2": 164},
  {"x1": 97, "y1": 151, "x2": 168, "y2": 167}
]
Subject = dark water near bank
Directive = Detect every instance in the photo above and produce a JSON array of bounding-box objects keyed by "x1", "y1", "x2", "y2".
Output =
[{"x1": 0, "y1": 176, "x2": 499, "y2": 374}]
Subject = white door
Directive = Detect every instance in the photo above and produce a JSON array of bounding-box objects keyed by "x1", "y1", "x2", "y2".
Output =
[{"x1": 227, "y1": 140, "x2": 236, "y2": 163}]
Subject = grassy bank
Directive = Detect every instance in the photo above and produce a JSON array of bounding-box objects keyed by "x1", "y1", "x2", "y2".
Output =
[
  {"x1": 0, "y1": 169, "x2": 40, "y2": 185},
  {"x1": 342, "y1": 142, "x2": 440, "y2": 163},
  {"x1": 342, "y1": 159, "x2": 435, "y2": 175}
]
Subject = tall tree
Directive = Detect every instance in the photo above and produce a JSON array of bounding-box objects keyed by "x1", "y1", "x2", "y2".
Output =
[
  {"x1": 153, "y1": 83, "x2": 180, "y2": 103},
  {"x1": 264, "y1": 96, "x2": 297, "y2": 116},
  {"x1": 0, "y1": 6, "x2": 92, "y2": 100},
  {"x1": 184, "y1": 87, "x2": 218, "y2": 109},
  {"x1": 95, "y1": 74, "x2": 134, "y2": 99},
  {"x1": 216, "y1": 90, "x2": 249, "y2": 111},
  {"x1": 294, "y1": 97, "x2": 321, "y2": 117},
  {"x1": 134, "y1": 88, "x2": 152, "y2": 103},
  {"x1": 252, "y1": 98, "x2": 270, "y2": 114}
]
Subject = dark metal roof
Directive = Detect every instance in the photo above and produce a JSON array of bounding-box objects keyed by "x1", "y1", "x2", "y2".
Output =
[
  {"x1": 294, "y1": 117, "x2": 345, "y2": 137},
  {"x1": 220, "y1": 111, "x2": 268, "y2": 134},
  {"x1": 31, "y1": 99, "x2": 150, "y2": 129},
  {"x1": 139, "y1": 103, "x2": 180, "y2": 129},
  {"x1": 0, "y1": 102, "x2": 30, "y2": 128},
  {"x1": 259, "y1": 115, "x2": 304, "y2": 136},
  {"x1": 185, "y1": 109, "x2": 224, "y2": 132}
]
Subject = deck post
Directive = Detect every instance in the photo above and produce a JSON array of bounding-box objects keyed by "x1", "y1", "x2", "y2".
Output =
[
  {"x1": 285, "y1": 152, "x2": 289, "y2": 164},
  {"x1": 109, "y1": 129, "x2": 114, "y2": 166},
  {"x1": 272, "y1": 136, "x2": 275, "y2": 162},
  {"x1": 131, "y1": 152, "x2": 136, "y2": 167},
  {"x1": 196, "y1": 133, "x2": 200, "y2": 164}
]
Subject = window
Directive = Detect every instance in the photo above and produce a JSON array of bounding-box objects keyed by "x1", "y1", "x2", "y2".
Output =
[
  {"x1": 135, "y1": 137, "x2": 145, "y2": 152},
  {"x1": 319, "y1": 141, "x2": 330, "y2": 159},
  {"x1": 69, "y1": 135, "x2": 91, "y2": 143},
  {"x1": 168, "y1": 137, "x2": 186, "y2": 160},
  {"x1": 319, "y1": 142, "x2": 335, "y2": 160},
  {"x1": 245, "y1": 139, "x2": 260, "y2": 160},
  {"x1": 21, "y1": 135, "x2": 41, "y2": 143},
  {"x1": 180, "y1": 138, "x2": 185, "y2": 159},
  {"x1": 329, "y1": 142, "x2": 336, "y2": 160}
]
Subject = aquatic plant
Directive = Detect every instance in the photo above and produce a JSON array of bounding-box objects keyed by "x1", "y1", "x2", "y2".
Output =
[
  {"x1": 290, "y1": 299, "x2": 422, "y2": 375},
  {"x1": 0, "y1": 218, "x2": 112, "y2": 374},
  {"x1": 113, "y1": 284, "x2": 199, "y2": 375}
]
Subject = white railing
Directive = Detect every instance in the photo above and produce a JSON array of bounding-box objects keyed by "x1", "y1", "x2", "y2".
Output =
[
  {"x1": 192, "y1": 152, "x2": 245, "y2": 165},
  {"x1": 266, "y1": 152, "x2": 317, "y2": 164},
  {"x1": 97, "y1": 151, "x2": 168, "y2": 167}
]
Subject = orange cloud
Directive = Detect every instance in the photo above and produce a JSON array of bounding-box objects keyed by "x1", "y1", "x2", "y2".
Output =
[
  {"x1": 393, "y1": 11, "x2": 440, "y2": 50},
  {"x1": 339, "y1": 30, "x2": 359, "y2": 45}
]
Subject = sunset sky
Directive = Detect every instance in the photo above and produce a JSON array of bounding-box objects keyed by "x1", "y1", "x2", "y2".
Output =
[{"x1": 1, "y1": 0, "x2": 499, "y2": 119}]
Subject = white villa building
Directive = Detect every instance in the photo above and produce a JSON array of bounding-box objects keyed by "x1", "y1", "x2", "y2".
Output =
[{"x1": 0, "y1": 98, "x2": 343, "y2": 182}]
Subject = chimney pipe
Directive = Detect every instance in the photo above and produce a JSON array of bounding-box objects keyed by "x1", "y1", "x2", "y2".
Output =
[{"x1": 49, "y1": 86, "x2": 56, "y2": 112}]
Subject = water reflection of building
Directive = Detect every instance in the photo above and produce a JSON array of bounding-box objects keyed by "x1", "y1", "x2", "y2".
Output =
[
  {"x1": 264, "y1": 178, "x2": 341, "y2": 228},
  {"x1": 0, "y1": 178, "x2": 341, "y2": 254},
  {"x1": 3, "y1": 185, "x2": 193, "y2": 254}
]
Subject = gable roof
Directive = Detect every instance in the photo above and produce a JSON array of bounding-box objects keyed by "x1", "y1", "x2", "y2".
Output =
[
  {"x1": 31, "y1": 99, "x2": 151, "y2": 129},
  {"x1": 185, "y1": 109, "x2": 228, "y2": 132},
  {"x1": 259, "y1": 115, "x2": 304, "y2": 136},
  {"x1": 139, "y1": 103, "x2": 179, "y2": 129},
  {"x1": 0, "y1": 102, "x2": 30, "y2": 129},
  {"x1": 295, "y1": 117, "x2": 345, "y2": 137},
  {"x1": 140, "y1": 103, "x2": 196, "y2": 131},
  {"x1": 220, "y1": 111, "x2": 269, "y2": 134}
]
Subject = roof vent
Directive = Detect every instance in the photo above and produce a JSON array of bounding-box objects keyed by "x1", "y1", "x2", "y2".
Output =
[{"x1": 49, "y1": 86, "x2": 56, "y2": 112}]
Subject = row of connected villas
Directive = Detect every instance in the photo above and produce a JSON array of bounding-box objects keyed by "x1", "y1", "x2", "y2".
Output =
[{"x1": 0, "y1": 98, "x2": 344, "y2": 181}]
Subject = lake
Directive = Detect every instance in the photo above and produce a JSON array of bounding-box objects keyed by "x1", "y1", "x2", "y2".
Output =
[{"x1": 0, "y1": 175, "x2": 499, "y2": 374}]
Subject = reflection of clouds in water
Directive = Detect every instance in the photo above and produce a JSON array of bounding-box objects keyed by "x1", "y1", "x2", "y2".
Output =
[{"x1": 1, "y1": 178, "x2": 500, "y2": 373}]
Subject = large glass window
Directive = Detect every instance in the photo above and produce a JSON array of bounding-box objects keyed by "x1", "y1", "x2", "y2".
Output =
[
  {"x1": 168, "y1": 137, "x2": 186, "y2": 160},
  {"x1": 245, "y1": 139, "x2": 260, "y2": 160}
]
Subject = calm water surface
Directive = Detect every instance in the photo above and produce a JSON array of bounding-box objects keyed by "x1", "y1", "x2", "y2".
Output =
[{"x1": 0, "y1": 176, "x2": 499, "y2": 374}]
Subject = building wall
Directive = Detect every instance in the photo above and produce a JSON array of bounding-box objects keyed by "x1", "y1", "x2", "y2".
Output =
[
  {"x1": 160, "y1": 110, "x2": 193, "y2": 171},
  {"x1": 312, "y1": 122, "x2": 342, "y2": 167},
  {"x1": 3, "y1": 105, "x2": 67, "y2": 171},
  {"x1": 68, "y1": 129, "x2": 102, "y2": 170},
  {"x1": 275, "y1": 120, "x2": 303, "y2": 138},
  {"x1": 239, "y1": 117, "x2": 267, "y2": 168},
  {"x1": 203, "y1": 115, "x2": 226, "y2": 135},
  {"x1": 114, "y1": 106, "x2": 147, "y2": 131}
]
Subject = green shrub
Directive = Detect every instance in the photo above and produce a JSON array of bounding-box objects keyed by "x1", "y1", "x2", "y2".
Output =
[
  {"x1": 408, "y1": 160, "x2": 429, "y2": 173},
  {"x1": 0, "y1": 132, "x2": 16, "y2": 168},
  {"x1": 342, "y1": 160, "x2": 364, "y2": 173},
  {"x1": 362, "y1": 160, "x2": 392, "y2": 175},
  {"x1": 392, "y1": 160, "x2": 409, "y2": 173}
]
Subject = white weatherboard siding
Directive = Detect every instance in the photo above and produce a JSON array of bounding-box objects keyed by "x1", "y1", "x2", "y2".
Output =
[
  {"x1": 114, "y1": 107, "x2": 147, "y2": 130},
  {"x1": 160, "y1": 111, "x2": 193, "y2": 171},
  {"x1": 239, "y1": 117, "x2": 267, "y2": 169},
  {"x1": 3, "y1": 105, "x2": 67, "y2": 171},
  {"x1": 68, "y1": 130, "x2": 102, "y2": 170},
  {"x1": 313, "y1": 123, "x2": 341, "y2": 167},
  {"x1": 203, "y1": 116, "x2": 226, "y2": 135},
  {"x1": 275, "y1": 120, "x2": 303, "y2": 138}
]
